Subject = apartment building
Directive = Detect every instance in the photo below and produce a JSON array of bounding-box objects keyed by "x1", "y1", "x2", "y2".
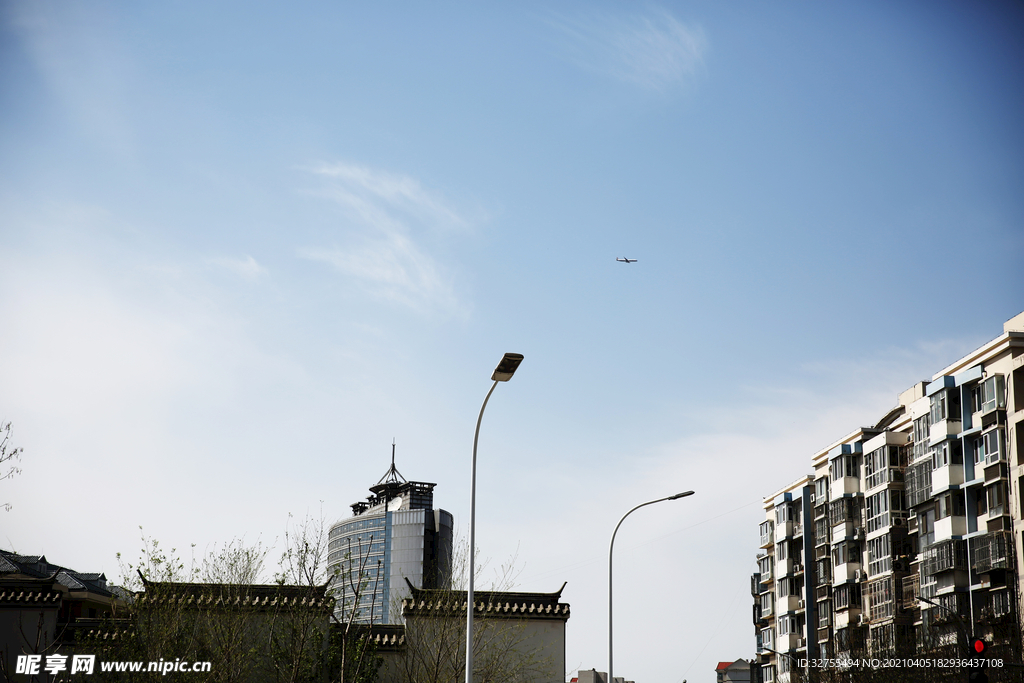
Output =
[{"x1": 752, "y1": 313, "x2": 1024, "y2": 682}]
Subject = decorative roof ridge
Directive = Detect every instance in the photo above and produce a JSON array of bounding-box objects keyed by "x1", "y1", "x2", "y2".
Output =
[{"x1": 406, "y1": 580, "x2": 568, "y2": 603}]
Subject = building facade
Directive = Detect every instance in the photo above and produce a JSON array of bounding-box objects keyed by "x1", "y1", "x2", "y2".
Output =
[
  {"x1": 1, "y1": 549, "x2": 120, "y2": 673},
  {"x1": 752, "y1": 313, "x2": 1024, "y2": 682},
  {"x1": 328, "y1": 451, "x2": 453, "y2": 625}
]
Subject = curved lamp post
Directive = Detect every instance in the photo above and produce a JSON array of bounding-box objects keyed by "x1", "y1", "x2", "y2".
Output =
[
  {"x1": 609, "y1": 490, "x2": 694, "y2": 683},
  {"x1": 465, "y1": 353, "x2": 524, "y2": 683}
]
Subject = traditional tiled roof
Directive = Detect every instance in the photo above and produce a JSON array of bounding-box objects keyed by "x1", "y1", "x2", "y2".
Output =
[
  {"x1": 346, "y1": 623, "x2": 406, "y2": 652},
  {"x1": 0, "y1": 585, "x2": 63, "y2": 606},
  {"x1": 137, "y1": 582, "x2": 334, "y2": 612},
  {"x1": 716, "y1": 661, "x2": 733, "y2": 671},
  {"x1": 402, "y1": 581, "x2": 570, "y2": 621},
  {"x1": 0, "y1": 549, "x2": 113, "y2": 597}
]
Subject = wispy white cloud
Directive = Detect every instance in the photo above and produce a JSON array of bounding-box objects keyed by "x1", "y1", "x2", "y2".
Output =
[
  {"x1": 310, "y1": 162, "x2": 468, "y2": 231},
  {"x1": 208, "y1": 254, "x2": 267, "y2": 281},
  {"x1": 548, "y1": 8, "x2": 707, "y2": 91},
  {"x1": 298, "y1": 162, "x2": 466, "y2": 317}
]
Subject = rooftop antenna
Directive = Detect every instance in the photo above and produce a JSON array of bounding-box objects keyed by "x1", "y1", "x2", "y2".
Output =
[{"x1": 374, "y1": 439, "x2": 407, "y2": 488}]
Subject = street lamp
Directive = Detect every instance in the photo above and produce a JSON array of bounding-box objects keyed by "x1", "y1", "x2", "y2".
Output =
[
  {"x1": 609, "y1": 491, "x2": 694, "y2": 683},
  {"x1": 465, "y1": 352, "x2": 524, "y2": 683}
]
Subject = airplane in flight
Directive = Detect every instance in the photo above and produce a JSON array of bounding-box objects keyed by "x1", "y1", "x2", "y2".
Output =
[{"x1": 616, "y1": 257, "x2": 637, "y2": 263}]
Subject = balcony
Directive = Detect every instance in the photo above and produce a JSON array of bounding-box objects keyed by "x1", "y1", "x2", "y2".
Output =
[
  {"x1": 832, "y1": 562, "x2": 861, "y2": 585},
  {"x1": 831, "y1": 476, "x2": 861, "y2": 497},
  {"x1": 929, "y1": 419, "x2": 962, "y2": 445},
  {"x1": 977, "y1": 590, "x2": 1013, "y2": 623},
  {"x1": 901, "y1": 574, "x2": 920, "y2": 608},
  {"x1": 931, "y1": 464, "x2": 964, "y2": 493},
  {"x1": 933, "y1": 514, "x2": 967, "y2": 542},
  {"x1": 971, "y1": 531, "x2": 1011, "y2": 574},
  {"x1": 776, "y1": 633, "x2": 800, "y2": 652},
  {"x1": 921, "y1": 539, "x2": 967, "y2": 576},
  {"x1": 776, "y1": 595, "x2": 800, "y2": 614}
]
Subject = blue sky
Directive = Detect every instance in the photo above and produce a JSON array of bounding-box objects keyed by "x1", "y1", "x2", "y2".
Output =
[{"x1": 1, "y1": 1, "x2": 1022, "y2": 680}]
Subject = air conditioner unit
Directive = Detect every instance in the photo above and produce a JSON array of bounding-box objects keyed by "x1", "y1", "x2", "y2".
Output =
[
  {"x1": 854, "y1": 614, "x2": 864, "y2": 626},
  {"x1": 798, "y1": 599, "x2": 805, "y2": 610}
]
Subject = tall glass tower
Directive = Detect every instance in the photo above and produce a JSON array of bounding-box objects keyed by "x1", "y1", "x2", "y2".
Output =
[{"x1": 328, "y1": 446, "x2": 453, "y2": 624}]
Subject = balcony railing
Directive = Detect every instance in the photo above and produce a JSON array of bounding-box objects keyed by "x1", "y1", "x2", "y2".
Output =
[
  {"x1": 921, "y1": 539, "x2": 967, "y2": 576},
  {"x1": 971, "y1": 531, "x2": 1011, "y2": 573},
  {"x1": 905, "y1": 461, "x2": 932, "y2": 508},
  {"x1": 901, "y1": 574, "x2": 920, "y2": 608}
]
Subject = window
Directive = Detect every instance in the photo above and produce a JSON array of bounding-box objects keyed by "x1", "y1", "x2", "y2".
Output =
[
  {"x1": 864, "y1": 489, "x2": 904, "y2": 531},
  {"x1": 912, "y1": 415, "x2": 932, "y2": 461},
  {"x1": 830, "y1": 456, "x2": 843, "y2": 482},
  {"x1": 971, "y1": 384, "x2": 984, "y2": 414},
  {"x1": 982, "y1": 429, "x2": 1004, "y2": 465},
  {"x1": 867, "y1": 577, "x2": 894, "y2": 620},
  {"x1": 919, "y1": 509, "x2": 935, "y2": 549},
  {"x1": 986, "y1": 485, "x2": 1005, "y2": 517},
  {"x1": 930, "y1": 389, "x2": 960, "y2": 424},
  {"x1": 980, "y1": 375, "x2": 1005, "y2": 414},
  {"x1": 866, "y1": 491, "x2": 889, "y2": 533},
  {"x1": 834, "y1": 583, "x2": 861, "y2": 610},
  {"x1": 829, "y1": 498, "x2": 858, "y2": 526},
  {"x1": 760, "y1": 592, "x2": 775, "y2": 614},
  {"x1": 867, "y1": 536, "x2": 892, "y2": 576},
  {"x1": 933, "y1": 440, "x2": 962, "y2": 469},
  {"x1": 906, "y1": 460, "x2": 933, "y2": 508},
  {"x1": 815, "y1": 477, "x2": 829, "y2": 501},
  {"x1": 815, "y1": 558, "x2": 831, "y2": 584},
  {"x1": 833, "y1": 541, "x2": 860, "y2": 566},
  {"x1": 936, "y1": 492, "x2": 964, "y2": 520},
  {"x1": 831, "y1": 454, "x2": 860, "y2": 481},
  {"x1": 761, "y1": 627, "x2": 774, "y2": 650},
  {"x1": 760, "y1": 520, "x2": 774, "y2": 544},
  {"x1": 865, "y1": 447, "x2": 888, "y2": 489}
]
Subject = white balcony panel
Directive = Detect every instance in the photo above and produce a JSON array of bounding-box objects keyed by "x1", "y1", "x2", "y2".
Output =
[
  {"x1": 934, "y1": 515, "x2": 967, "y2": 542},
  {"x1": 931, "y1": 464, "x2": 963, "y2": 493},
  {"x1": 929, "y1": 419, "x2": 962, "y2": 445}
]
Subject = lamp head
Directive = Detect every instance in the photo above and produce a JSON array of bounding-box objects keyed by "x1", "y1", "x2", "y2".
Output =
[
  {"x1": 491, "y1": 353, "x2": 524, "y2": 381},
  {"x1": 669, "y1": 491, "x2": 695, "y2": 500}
]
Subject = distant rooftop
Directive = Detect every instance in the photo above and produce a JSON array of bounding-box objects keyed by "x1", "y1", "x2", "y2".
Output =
[
  {"x1": 0, "y1": 548, "x2": 113, "y2": 597},
  {"x1": 350, "y1": 443, "x2": 437, "y2": 516}
]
